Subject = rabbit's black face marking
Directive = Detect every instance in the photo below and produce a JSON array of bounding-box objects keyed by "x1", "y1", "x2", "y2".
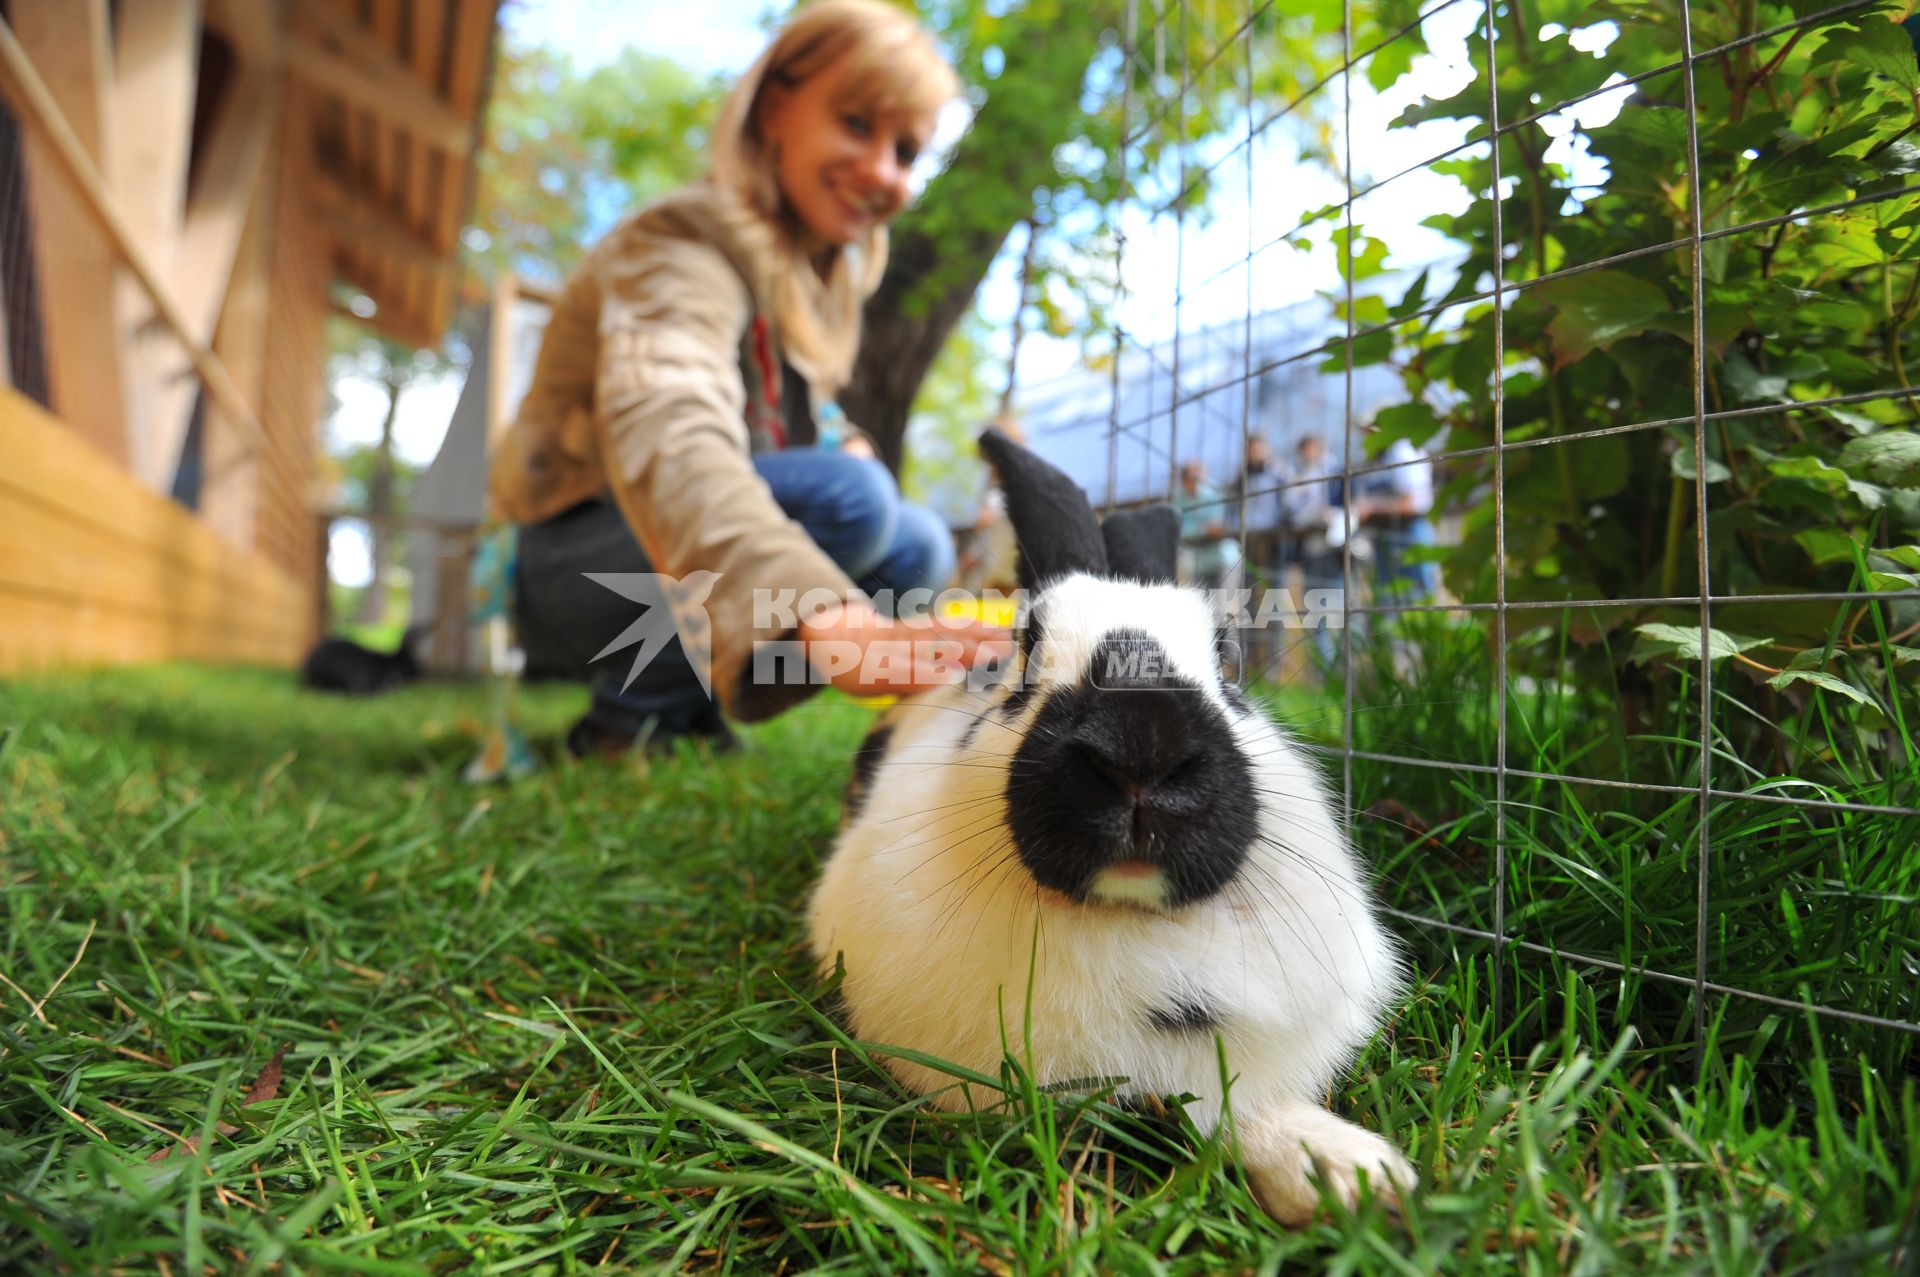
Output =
[
  {"x1": 962, "y1": 679, "x2": 1033, "y2": 752},
  {"x1": 1004, "y1": 629, "x2": 1258, "y2": 910},
  {"x1": 1018, "y1": 600, "x2": 1045, "y2": 664},
  {"x1": 842, "y1": 723, "x2": 894, "y2": 824},
  {"x1": 999, "y1": 678, "x2": 1038, "y2": 720},
  {"x1": 1146, "y1": 996, "x2": 1222, "y2": 1035}
]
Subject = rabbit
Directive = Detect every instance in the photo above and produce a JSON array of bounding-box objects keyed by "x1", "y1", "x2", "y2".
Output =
[
  {"x1": 808, "y1": 429, "x2": 1413, "y2": 1226},
  {"x1": 300, "y1": 625, "x2": 428, "y2": 695}
]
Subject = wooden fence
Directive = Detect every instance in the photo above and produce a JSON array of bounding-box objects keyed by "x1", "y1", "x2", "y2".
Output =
[{"x1": 0, "y1": 387, "x2": 308, "y2": 672}]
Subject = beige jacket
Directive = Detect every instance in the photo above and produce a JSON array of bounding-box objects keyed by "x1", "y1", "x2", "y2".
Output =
[{"x1": 489, "y1": 180, "x2": 882, "y2": 721}]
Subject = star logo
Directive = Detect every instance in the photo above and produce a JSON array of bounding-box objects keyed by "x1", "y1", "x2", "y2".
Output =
[{"x1": 582, "y1": 571, "x2": 722, "y2": 695}]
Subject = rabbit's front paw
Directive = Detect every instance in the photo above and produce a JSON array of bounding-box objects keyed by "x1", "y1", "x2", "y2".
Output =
[{"x1": 1238, "y1": 1100, "x2": 1414, "y2": 1226}]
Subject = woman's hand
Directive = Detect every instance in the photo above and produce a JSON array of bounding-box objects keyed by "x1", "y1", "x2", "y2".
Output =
[{"x1": 796, "y1": 598, "x2": 1013, "y2": 697}]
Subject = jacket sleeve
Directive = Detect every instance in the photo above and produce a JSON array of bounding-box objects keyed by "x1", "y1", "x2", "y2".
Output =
[
  {"x1": 488, "y1": 271, "x2": 603, "y2": 525},
  {"x1": 592, "y1": 228, "x2": 854, "y2": 722}
]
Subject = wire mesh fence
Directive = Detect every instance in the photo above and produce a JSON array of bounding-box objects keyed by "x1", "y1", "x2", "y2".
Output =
[{"x1": 1093, "y1": 0, "x2": 1920, "y2": 1064}]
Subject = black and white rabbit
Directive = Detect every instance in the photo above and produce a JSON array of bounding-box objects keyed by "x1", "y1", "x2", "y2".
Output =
[
  {"x1": 809, "y1": 430, "x2": 1412, "y2": 1224},
  {"x1": 300, "y1": 625, "x2": 427, "y2": 696}
]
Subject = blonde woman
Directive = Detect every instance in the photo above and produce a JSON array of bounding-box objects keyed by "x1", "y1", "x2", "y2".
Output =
[{"x1": 491, "y1": 0, "x2": 1007, "y2": 755}]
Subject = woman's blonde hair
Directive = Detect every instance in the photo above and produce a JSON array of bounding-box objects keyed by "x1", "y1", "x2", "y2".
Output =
[{"x1": 710, "y1": 0, "x2": 959, "y2": 389}]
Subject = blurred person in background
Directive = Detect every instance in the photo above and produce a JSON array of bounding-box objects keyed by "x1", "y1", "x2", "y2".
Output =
[
  {"x1": 1353, "y1": 427, "x2": 1438, "y2": 602},
  {"x1": 1175, "y1": 458, "x2": 1240, "y2": 593},
  {"x1": 1278, "y1": 432, "x2": 1344, "y2": 667},
  {"x1": 1231, "y1": 433, "x2": 1284, "y2": 674}
]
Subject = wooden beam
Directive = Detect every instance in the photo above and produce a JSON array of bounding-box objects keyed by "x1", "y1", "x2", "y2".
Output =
[
  {"x1": 256, "y1": 83, "x2": 335, "y2": 620},
  {"x1": 403, "y1": 0, "x2": 447, "y2": 339},
  {"x1": 9, "y1": 0, "x2": 132, "y2": 467},
  {"x1": 319, "y1": 196, "x2": 456, "y2": 278},
  {"x1": 201, "y1": 163, "x2": 278, "y2": 550},
  {"x1": 0, "y1": 15, "x2": 278, "y2": 483},
  {"x1": 205, "y1": 0, "x2": 288, "y2": 67},
  {"x1": 146, "y1": 69, "x2": 284, "y2": 486},
  {"x1": 421, "y1": 0, "x2": 498, "y2": 340},
  {"x1": 367, "y1": 0, "x2": 404, "y2": 326},
  {"x1": 110, "y1": 0, "x2": 203, "y2": 489},
  {"x1": 287, "y1": 0, "x2": 475, "y2": 158},
  {"x1": 181, "y1": 73, "x2": 282, "y2": 337},
  {"x1": 110, "y1": 0, "x2": 201, "y2": 262}
]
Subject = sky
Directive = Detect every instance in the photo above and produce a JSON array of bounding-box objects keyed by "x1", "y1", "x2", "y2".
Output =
[{"x1": 326, "y1": 1, "x2": 1628, "y2": 583}]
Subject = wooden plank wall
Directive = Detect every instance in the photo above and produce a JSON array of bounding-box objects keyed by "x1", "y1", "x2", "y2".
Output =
[
  {"x1": 0, "y1": 387, "x2": 307, "y2": 672},
  {"x1": 251, "y1": 86, "x2": 329, "y2": 620}
]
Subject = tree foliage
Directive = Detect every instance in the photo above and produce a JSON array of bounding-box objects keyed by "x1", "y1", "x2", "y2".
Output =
[
  {"x1": 468, "y1": 41, "x2": 721, "y2": 288},
  {"x1": 846, "y1": 0, "x2": 1437, "y2": 466},
  {"x1": 1343, "y1": 0, "x2": 1920, "y2": 775}
]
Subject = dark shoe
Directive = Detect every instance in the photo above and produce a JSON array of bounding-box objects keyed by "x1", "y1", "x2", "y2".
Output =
[
  {"x1": 564, "y1": 713, "x2": 641, "y2": 760},
  {"x1": 563, "y1": 708, "x2": 738, "y2": 760}
]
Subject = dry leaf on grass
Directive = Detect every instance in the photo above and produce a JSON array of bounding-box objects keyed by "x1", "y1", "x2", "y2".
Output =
[{"x1": 147, "y1": 1043, "x2": 287, "y2": 1163}]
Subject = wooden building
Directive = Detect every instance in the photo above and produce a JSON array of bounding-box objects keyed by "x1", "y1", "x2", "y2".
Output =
[{"x1": 0, "y1": 0, "x2": 500, "y2": 673}]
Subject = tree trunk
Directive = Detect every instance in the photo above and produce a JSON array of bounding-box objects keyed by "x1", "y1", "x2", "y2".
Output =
[
  {"x1": 842, "y1": 220, "x2": 1017, "y2": 474},
  {"x1": 354, "y1": 376, "x2": 403, "y2": 624},
  {"x1": 840, "y1": 11, "x2": 1112, "y2": 473}
]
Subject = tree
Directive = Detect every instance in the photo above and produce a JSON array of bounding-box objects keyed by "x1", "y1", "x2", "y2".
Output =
[
  {"x1": 325, "y1": 329, "x2": 447, "y2": 624},
  {"x1": 841, "y1": 0, "x2": 1421, "y2": 471},
  {"x1": 466, "y1": 40, "x2": 721, "y2": 288}
]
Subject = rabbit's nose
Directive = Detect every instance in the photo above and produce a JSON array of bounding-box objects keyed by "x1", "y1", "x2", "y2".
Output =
[
  {"x1": 1072, "y1": 691, "x2": 1204, "y2": 799},
  {"x1": 1073, "y1": 732, "x2": 1202, "y2": 798}
]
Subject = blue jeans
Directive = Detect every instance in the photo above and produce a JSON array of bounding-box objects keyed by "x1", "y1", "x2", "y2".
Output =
[{"x1": 515, "y1": 451, "x2": 955, "y2": 735}]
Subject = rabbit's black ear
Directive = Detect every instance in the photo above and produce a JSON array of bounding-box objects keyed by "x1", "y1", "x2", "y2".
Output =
[
  {"x1": 1100, "y1": 505, "x2": 1180, "y2": 586},
  {"x1": 979, "y1": 428, "x2": 1108, "y2": 592}
]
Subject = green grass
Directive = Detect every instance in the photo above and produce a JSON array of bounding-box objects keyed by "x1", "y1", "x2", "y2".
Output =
[{"x1": 2, "y1": 665, "x2": 1917, "y2": 1274}]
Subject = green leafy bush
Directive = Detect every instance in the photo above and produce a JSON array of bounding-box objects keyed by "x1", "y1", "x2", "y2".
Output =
[{"x1": 1358, "y1": 0, "x2": 1920, "y2": 787}]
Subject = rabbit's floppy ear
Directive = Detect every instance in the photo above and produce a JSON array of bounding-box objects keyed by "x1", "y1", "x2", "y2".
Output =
[
  {"x1": 1100, "y1": 505, "x2": 1180, "y2": 586},
  {"x1": 979, "y1": 428, "x2": 1107, "y2": 592}
]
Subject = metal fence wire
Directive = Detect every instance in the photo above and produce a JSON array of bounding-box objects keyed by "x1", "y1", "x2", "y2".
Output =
[{"x1": 1099, "y1": 0, "x2": 1920, "y2": 1057}]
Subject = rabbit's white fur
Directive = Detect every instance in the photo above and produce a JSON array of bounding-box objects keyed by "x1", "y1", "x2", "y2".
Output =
[{"x1": 809, "y1": 574, "x2": 1411, "y2": 1223}]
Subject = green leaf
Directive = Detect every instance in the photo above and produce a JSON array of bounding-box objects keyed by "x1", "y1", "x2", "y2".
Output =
[
  {"x1": 1794, "y1": 527, "x2": 1865, "y2": 566},
  {"x1": 1810, "y1": 20, "x2": 1920, "y2": 95},
  {"x1": 1765, "y1": 667, "x2": 1876, "y2": 705},
  {"x1": 1866, "y1": 571, "x2": 1920, "y2": 591},
  {"x1": 1629, "y1": 623, "x2": 1772, "y2": 665},
  {"x1": 1389, "y1": 268, "x2": 1432, "y2": 321},
  {"x1": 1365, "y1": 32, "x2": 1422, "y2": 92},
  {"x1": 1366, "y1": 401, "x2": 1445, "y2": 458},
  {"x1": 1617, "y1": 107, "x2": 1690, "y2": 152},
  {"x1": 1720, "y1": 351, "x2": 1789, "y2": 404},
  {"x1": 1331, "y1": 227, "x2": 1390, "y2": 281},
  {"x1": 1318, "y1": 328, "x2": 1393, "y2": 371},
  {"x1": 1794, "y1": 300, "x2": 1872, "y2": 333},
  {"x1": 1823, "y1": 404, "x2": 1880, "y2": 435},
  {"x1": 1671, "y1": 449, "x2": 1733, "y2": 484},
  {"x1": 1534, "y1": 270, "x2": 1673, "y2": 367},
  {"x1": 1839, "y1": 431, "x2": 1920, "y2": 487},
  {"x1": 1768, "y1": 454, "x2": 1851, "y2": 493},
  {"x1": 1878, "y1": 545, "x2": 1920, "y2": 571},
  {"x1": 1341, "y1": 294, "x2": 1390, "y2": 326}
]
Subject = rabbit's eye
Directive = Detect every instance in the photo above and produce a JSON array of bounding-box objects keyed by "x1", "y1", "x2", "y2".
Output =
[{"x1": 1216, "y1": 637, "x2": 1244, "y2": 686}]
